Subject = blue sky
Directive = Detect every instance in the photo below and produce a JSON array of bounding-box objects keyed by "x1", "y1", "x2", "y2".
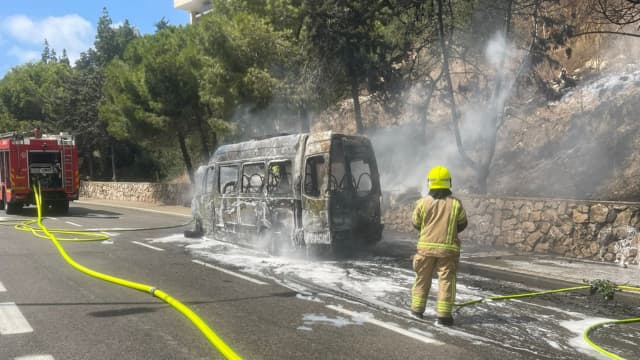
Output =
[{"x1": 0, "y1": 1, "x2": 190, "y2": 77}]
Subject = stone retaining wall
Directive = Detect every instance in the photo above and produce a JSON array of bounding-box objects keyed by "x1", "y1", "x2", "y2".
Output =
[
  {"x1": 382, "y1": 193, "x2": 640, "y2": 262},
  {"x1": 80, "y1": 181, "x2": 639, "y2": 263},
  {"x1": 79, "y1": 181, "x2": 192, "y2": 206}
]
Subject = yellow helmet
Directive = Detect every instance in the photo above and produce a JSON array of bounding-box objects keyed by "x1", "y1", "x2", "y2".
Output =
[{"x1": 427, "y1": 166, "x2": 452, "y2": 190}]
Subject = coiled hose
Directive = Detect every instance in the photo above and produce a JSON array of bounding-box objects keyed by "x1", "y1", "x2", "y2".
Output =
[
  {"x1": 14, "y1": 185, "x2": 242, "y2": 360},
  {"x1": 455, "y1": 282, "x2": 640, "y2": 359}
]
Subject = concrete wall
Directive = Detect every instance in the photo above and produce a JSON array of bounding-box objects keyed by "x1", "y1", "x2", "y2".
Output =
[
  {"x1": 79, "y1": 181, "x2": 191, "y2": 206},
  {"x1": 382, "y1": 193, "x2": 640, "y2": 262}
]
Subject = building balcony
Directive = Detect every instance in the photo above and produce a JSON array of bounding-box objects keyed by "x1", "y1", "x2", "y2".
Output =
[{"x1": 174, "y1": 0, "x2": 212, "y2": 23}]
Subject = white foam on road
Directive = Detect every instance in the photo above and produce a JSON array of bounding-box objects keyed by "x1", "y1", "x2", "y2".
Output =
[
  {"x1": 14, "y1": 355, "x2": 55, "y2": 360},
  {"x1": 328, "y1": 305, "x2": 443, "y2": 346},
  {"x1": 0, "y1": 302, "x2": 33, "y2": 335},
  {"x1": 559, "y1": 316, "x2": 615, "y2": 359},
  {"x1": 64, "y1": 221, "x2": 82, "y2": 227},
  {"x1": 0, "y1": 281, "x2": 6, "y2": 292}
]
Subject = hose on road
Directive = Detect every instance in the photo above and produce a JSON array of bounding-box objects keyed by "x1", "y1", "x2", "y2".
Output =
[
  {"x1": 15, "y1": 185, "x2": 243, "y2": 360},
  {"x1": 455, "y1": 283, "x2": 640, "y2": 360}
]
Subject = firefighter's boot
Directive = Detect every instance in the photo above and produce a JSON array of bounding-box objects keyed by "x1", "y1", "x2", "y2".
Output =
[{"x1": 436, "y1": 316, "x2": 454, "y2": 326}]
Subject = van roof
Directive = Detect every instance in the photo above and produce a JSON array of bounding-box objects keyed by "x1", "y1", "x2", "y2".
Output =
[{"x1": 209, "y1": 131, "x2": 369, "y2": 164}]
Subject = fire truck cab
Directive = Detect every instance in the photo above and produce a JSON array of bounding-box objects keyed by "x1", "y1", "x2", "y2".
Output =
[{"x1": 0, "y1": 131, "x2": 79, "y2": 214}]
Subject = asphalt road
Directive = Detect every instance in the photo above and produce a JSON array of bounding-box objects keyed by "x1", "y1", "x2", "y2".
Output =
[{"x1": 0, "y1": 202, "x2": 636, "y2": 359}]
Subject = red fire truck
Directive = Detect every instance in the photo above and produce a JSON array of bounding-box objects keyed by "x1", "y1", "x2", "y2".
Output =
[{"x1": 0, "y1": 131, "x2": 79, "y2": 214}]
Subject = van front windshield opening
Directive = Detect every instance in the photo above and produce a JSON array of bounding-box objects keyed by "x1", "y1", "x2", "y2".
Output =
[
  {"x1": 330, "y1": 141, "x2": 373, "y2": 196},
  {"x1": 350, "y1": 158, "x2": 372, "y2": 195}
]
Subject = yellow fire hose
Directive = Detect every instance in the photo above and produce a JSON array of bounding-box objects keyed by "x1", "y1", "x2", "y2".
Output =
[
  {"x1": 455, "y1": 283, "x2": 640, "y2": 359},
  {"x1": 10, "y1": 187, "x2": 640, "y2": 360},
  {"x1": 15, "y1": 185, "x2": 242, "y2": 360}
]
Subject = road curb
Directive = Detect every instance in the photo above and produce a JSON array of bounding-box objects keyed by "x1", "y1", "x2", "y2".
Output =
[{"x1": 75, "y1": 200, "x2": 192, "y2": 218}]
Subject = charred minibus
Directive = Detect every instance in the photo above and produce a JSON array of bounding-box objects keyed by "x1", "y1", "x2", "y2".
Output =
[{"x1": 188, "y1": 131, "x2": 384, "y2": 255}]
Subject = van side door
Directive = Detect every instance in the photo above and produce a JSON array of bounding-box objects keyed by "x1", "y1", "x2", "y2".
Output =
[
  {"x1": 217, "y1": 164, "x2": 239, "y2": 231},
  {"x1": 302, "y1": 154, "x2": 331, "y2": 245},
  {"x1": 201, "y1": 165, "x2": 216, "y2": 232},
  {"x1": 238, "y1": 162, "x2": 266, "y2": 231}
]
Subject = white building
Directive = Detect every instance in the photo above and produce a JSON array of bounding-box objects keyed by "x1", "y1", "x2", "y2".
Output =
[{"x1": 174, "y1": 0, "x2": 213, "y2": 23}]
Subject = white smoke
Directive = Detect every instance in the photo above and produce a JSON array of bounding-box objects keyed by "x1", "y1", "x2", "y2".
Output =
[{"x1": 370, "y1": 32, "x2": 524, "y2": 197}]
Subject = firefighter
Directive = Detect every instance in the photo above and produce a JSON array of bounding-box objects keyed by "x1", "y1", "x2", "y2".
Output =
[{"x1": 410, "y1": 165, "x2": 467, "y2": 325}]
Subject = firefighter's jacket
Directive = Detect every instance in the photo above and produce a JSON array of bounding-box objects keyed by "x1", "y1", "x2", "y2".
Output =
[{"x1": 412, "y1": 195, "x2": 467, "y2": 257}]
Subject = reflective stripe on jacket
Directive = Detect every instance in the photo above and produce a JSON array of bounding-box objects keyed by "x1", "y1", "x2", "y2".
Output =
[{"x1": 412, "y1": 196, "x2": 467, "y2": 257}]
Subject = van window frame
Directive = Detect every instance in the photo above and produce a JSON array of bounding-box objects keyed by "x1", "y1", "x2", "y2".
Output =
[
  {"x1": 204, "y1": 165, "x2": 216, "y2": 194},
  {"x1": 218, "y1": 164, "x2": 239, "y2": 195},
  {"x1": 266, "y1": 159, "x2": 293, "y2": 195},
  {"x1": 241, "y1": 161, "x2": 266, "y2": 194}
]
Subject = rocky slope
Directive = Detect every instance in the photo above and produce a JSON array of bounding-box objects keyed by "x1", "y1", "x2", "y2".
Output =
[{"x1": 491, "y1": 64, "x2": 640, "y2": 201}]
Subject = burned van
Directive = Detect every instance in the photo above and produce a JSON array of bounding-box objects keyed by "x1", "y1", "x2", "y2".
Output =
[{"x1": 188, "y1": 131, "x2": 384, "y2": 255}]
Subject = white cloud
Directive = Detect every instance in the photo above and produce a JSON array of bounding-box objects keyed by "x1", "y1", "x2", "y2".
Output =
[
  {"x1": 2, "y1": 14, "x2": 94, "y2": 64},
  {"x1": 7, "y1": 45, "x2": 39, "y2": 63}
]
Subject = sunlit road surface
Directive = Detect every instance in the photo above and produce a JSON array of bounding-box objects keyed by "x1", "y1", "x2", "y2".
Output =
[{"x1": 0, "y1": 203, "x2": 637, "y2": 359}]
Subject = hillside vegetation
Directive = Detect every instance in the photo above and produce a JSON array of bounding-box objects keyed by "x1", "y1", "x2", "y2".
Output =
[{"x1": 0, "y1": 1, "x2": 639, "y2": 201}]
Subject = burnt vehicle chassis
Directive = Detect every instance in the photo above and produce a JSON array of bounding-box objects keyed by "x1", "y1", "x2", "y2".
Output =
[{"x1": 187, "y1": 132, "x2": 384, "y2": 255}]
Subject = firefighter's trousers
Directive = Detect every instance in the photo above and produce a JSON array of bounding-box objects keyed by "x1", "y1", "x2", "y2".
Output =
[{"x1": 411, "y1": 253, "x2": 459, "y2": 317}]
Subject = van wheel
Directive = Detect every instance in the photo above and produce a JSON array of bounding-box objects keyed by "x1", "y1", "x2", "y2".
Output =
[
  {"x1": 184, "y1": 218, "x2": 203, "y2": 238},
  {"x1": 305, "y1": 244, "x2": 332, "y2": 259}
]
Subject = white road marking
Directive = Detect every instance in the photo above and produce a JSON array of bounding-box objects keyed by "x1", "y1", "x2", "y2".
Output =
[
  {"x1": 46, "y1": 217, "x2": 58, "y2": 221},
  {"x1": 14, "y1": 355, "x2": 55, "y2": 360},
  {"x1": 192, "y1": 260, "x2": 268, "y2": 285},
  {"x1": 0, "y1": 302, "x2": 33, "y2": 335},
  {"x1": 0, "y1": 281, "x2": 6, "y2": 292},
  {"x1": 101, "y1": 232, "x2": 119, "y2": 237},
  {"x1": 327, "y1": 305, "x2": 444, "y2": 346},
  {"x1": 64, "y1": 221, "x2": 82, "y2": 227},
  {"x1": 132, "y1": 241, "x2": 164, "y2": 251}
]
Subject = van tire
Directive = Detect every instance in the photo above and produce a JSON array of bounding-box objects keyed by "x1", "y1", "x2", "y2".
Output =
[{"x1": 184, "y1": 218, "x2": 203, "y2": 238}]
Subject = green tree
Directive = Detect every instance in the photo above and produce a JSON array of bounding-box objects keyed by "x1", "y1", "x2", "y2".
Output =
[
  {"x1": 62, "y1": 8, "x2": 139, "y2": 180},
  {"x1": 0, "y1": 61, "x2": 71, "y2": 131},
  {"x1": 101, "y1": 26, "x2": 210, "y2": 183},
  {"x1": 95, "y1": 8, "x2": 138, "y2": 65},
  {"x1": 301, "y1": 0, "x2": 414, "y2": 133},
  {"x1": 195, "y1": 10, "x2": 291, "y2": 139}
]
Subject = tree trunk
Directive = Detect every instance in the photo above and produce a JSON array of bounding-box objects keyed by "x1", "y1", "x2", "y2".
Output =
[
  {"x1": 436, "y1": 0, "x2": 476, "y2": 171},
  {"x1": 88, "y1": 155, "x2": 94, "y2": 179},
  {"x1": 299, "y1": 107, "x2": 311, "y2": 133},
  {"x1": 177, "y1": 129, "x2": 195, "y2": 184},
  {"x1": 478, "y1": 0, "x2": 514, "y2": 194},
  {"x1": 348, "y1": 65, "x2": 364, "y2": 133},
  {"x1": 196, "y1": 116, "x2": 210, "y2": 161},
  {"x1": 110, "y1": 141, "x2": 117, "y2": 181}
]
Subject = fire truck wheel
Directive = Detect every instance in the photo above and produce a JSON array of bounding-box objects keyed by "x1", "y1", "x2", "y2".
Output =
[
  {"x1": 6, "y1": 202, "x2": 23, "y2": 215},
  {"x1": 53, "y1": 200, "x2": 69, "y2": 214}
]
